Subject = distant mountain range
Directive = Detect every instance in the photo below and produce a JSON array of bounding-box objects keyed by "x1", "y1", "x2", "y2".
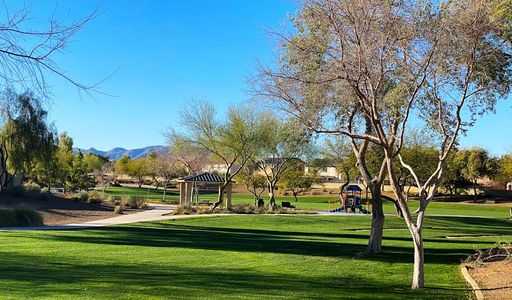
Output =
[{"x1": 73, "y1": 145, "x2": 167, "y2": 160}]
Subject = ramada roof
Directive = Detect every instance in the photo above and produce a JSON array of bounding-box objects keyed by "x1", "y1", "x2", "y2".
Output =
[{"x1": 177, "y1": 172, "x2": 225, "y2": 183}]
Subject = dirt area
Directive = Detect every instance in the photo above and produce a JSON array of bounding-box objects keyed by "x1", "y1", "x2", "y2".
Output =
[
  {"x1": 469, "y1": 260, "x2": 512, "y2": 300},
  {"x1": 0, "y1": 193, "x2": 118, "y2": 226}
]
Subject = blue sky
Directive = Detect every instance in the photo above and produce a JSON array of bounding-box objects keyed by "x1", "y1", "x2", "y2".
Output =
[
  {"x1": 24, "y1": 0, "x2": 297, "y2": 150},
  {"x1": 9, "y1": 1, "x2": 512, "y2": 155}
]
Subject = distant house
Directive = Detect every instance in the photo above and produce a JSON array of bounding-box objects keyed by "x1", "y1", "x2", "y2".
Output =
[
  {"x1": 305, "y1": 166, "x2": 341, "y2": 182},
  {"x1": 507, "y1": 182, "x2": 512, "y2": 191},
  {"x1": 201, "y1": 158, "x2": 307, "y2": 178},
  {"x1": 252, "y1": 158, "x2": 305, "y2": 176},
  {"x1": 201, "y1": 163, "x2": 231, "y2": 175}
]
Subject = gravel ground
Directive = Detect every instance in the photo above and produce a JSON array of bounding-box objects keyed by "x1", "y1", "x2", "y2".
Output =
[
  {"x1": 0, "y1": 193, "x2": 119, "y2": 226},
  {"x1": 469, "y1": 260, "x2": 512, "y2": 300}
]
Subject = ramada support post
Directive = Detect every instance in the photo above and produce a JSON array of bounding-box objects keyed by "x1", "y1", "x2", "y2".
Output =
[{"x1": 179, "y1": 182, "x2": 186, "y2": 207}]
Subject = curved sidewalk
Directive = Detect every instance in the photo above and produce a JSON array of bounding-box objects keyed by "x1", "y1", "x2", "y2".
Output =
[{"x1": 0, "y1": 203, "x2": 184, "y2": 231}]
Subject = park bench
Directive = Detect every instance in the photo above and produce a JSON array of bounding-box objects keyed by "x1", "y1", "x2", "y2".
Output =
[
  {"x1": 281, "y1": 201, "x2": 296, "y2": 209},
  {"x1": 199, "y1": 200, "x2": 211, "y2": 205}
]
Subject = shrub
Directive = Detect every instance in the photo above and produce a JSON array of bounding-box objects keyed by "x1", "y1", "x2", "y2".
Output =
[
  {"x1": 9, "y1": 185, "x2": 25, "y2": 197},
  {"x1": 109, "y1": 195, "x2": 122, "y2": 206},
  {"x1": 77, "y1": 190, "x2": 89, "y2": 202},
  {"x1": 38, "y1": 187, "x2": 51, "y2": 201},
  {"x1": 114, "y1": 205, "x2": 123, "y2": 214},
  {"x1": 24, "y1": 182, "x2": 41, "y2": 193},
  {"x1": 229, "y1": 204, "x2": 258, "y2": 214},
  {"x1": 122, "y1": 196, "x2": 147, "y2": 209},
  {"x1": 0, "y1": 206, "x2": 43, "y2": 227},
  {"x1": 270, "y1": 207, "x2": 316, "y2": 215},
  {"x1": 172, "y1": 206, "x2": 197, "y2": 215},
  {"x1": 88, "y1": 191, "x2": 104, "y2": 204},
  {"x1": 198, "y1": 207, "x2": 214, "y2": 214}
]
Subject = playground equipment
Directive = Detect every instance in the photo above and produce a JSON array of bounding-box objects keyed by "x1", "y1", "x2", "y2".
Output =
[{"x1": 329, "y1": 184, "x2": 371, "y2": 214}]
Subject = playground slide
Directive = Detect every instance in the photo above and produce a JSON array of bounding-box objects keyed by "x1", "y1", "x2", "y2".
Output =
[{"x1": 356, "y1": 204, "x2": 370, "y2": 214}]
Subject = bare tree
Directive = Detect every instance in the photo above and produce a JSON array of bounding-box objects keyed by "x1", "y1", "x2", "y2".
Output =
[
  {"x1": 256, "y1": 0, "x2": 511, "y2": 289},
  {"x1": 95, "y1": 161, "x2": 115, "y2": 197},
  {"x1": 0, "y1": 3, "x2": 100, "y2": 97},
  {"x1": 168, "y1": 130, "x2": 209, "y2": 175},
  {"x1": 0, "y1": 3, "x2": 102, "y2": 191},
  {"x1": 154, "y1": 154, "x2": 185, "y2": 202}
]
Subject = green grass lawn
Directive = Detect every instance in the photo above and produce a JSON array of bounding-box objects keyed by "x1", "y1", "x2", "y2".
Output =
[
  {"x1": 100, "y1": 186, "x2": 512, "y2": 218},
  {"x1": 0, "y1": 214, "x2": 511, "y2": 299}
]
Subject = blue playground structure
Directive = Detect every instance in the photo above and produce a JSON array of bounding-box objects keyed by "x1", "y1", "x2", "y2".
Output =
[{"x1": 330, "y1": 184, "x2": 371, "y2": 214}]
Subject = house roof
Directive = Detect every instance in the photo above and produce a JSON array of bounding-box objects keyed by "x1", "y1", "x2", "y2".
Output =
[{"x1": 177, "y1": 172, "x2": 225, "y2": 183}]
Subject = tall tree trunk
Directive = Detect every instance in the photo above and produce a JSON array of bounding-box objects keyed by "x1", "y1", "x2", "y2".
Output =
[
  {"x1": 211, "y1": 183, "x2": 226, "y2": 211},
  {"x1": 268, "y1": 182, "x2": 276, "y2": 211},
  {"x1": 340, "y1": 171, "x2": 350, "y2": 193},
  {"x1": 411, "y1": 228, "x2": 425, "y2": 289},
  {"x1": 367, "y1": 185, "x2": 384, "y2": 254},
  {"x1": 473, "y1": 179, "x2": 478, "y2": 202},
  {"x1": 385, "y1": 154, "x2": 426, "y2": 289},
  {"x1": 268, "y1": 192, "x2": 276, "y2": 211},
  {"x1": 153, "y1": 177, "x2": 160, "y2": 190}
]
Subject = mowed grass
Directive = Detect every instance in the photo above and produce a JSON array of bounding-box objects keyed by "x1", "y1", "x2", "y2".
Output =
[
  {"x1": 0, "y1": 215, "x2": 511, "y2": 299},
  {"x1": 101, "y1": 186, "x2": 512, "y2": 218}
]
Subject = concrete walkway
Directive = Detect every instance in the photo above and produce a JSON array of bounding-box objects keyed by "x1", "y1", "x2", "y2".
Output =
[
  {"x1": 0, "y1": 203, "x2": 187, "y2": 231},
  {"x1": 0, "y1": 205, "x2": 496, "y2": 232}
]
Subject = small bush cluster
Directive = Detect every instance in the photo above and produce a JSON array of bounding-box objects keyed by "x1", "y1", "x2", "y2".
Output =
[
  {"x1": 109, "y1": 195, "x2": 122, "y2": 205},
  {"x1": 24, "y1": 182, "x2": 42, "y2": 193},
  {"x1": 172, "y1": 206, "x2": 198, "y2": 215},
  {"x1": 87, "y1": 191, "x2": 105, "y2": 204},
  {"x1": 270, "y1": 207, "x2": 315, "y2": 215},
  {"x1": 229, "y1": 204, "x2": 264, "y2": 214},
  {"x1": 122, "y1": 196, "x2": 147, "y2": 209},
  {"x1": 0, "y1": 207, "x2": 43, "y2": 227},
  {"x1": 172, "y1": 206, "x2": 213, "y2": 215},
  {"x1": 76, "y1": 190, "x2": 89, "y2": 202},
  {"x1": 170, "y1": 203, "x2": 316, "y2": 215},
  {"x1": 114, "y1": 205, "x2": 123, "y2": 214},
  {"x1": 228, "y1": 204, "x2": 315, "y2": 215}
]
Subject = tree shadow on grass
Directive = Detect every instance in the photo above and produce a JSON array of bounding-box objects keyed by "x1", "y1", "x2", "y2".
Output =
[
  {"x1": 0, "y1": 251, "x2": 469, "y2": 300},
  {"x1": 30, "y1": 221, "x2": 493, "y2": 266},
  {"x1": 424, "y1": 216, "x2": 512, "y2": 235},
  {"x1": 4, "y1": 215, "x2": 498, "y2": 299}
]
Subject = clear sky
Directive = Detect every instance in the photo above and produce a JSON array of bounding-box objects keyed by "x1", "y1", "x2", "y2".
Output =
[{"x1": 11, "y1": 0, "x2": 512, "y2": 155}]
